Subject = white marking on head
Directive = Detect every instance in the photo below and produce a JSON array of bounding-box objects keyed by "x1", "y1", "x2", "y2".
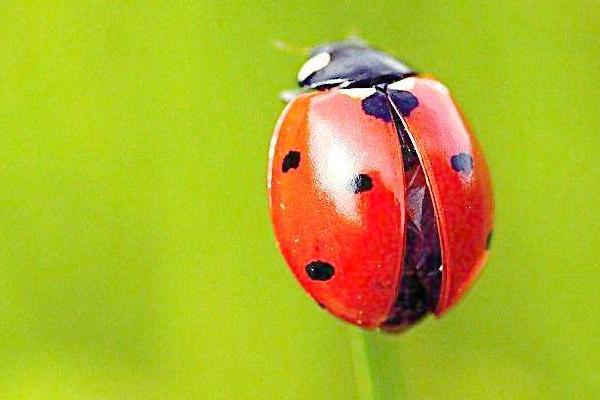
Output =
[
  {"x1": 340, "y1": 88, "x2": 376, "y2": 99},
  {"x1": 297, "y1": 52, "x2": 331, "y2": 82},
  {"x1": 388, "y1": 78, "x2": 416, "y2": 91},
  {"x1": 307, "y1": 78, "x2": 347, "y2": 89}
]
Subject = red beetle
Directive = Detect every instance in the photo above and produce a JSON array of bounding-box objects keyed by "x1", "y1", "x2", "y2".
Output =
[{"x1": 268, "y1": 39, "x2": 494, "y2": 331}]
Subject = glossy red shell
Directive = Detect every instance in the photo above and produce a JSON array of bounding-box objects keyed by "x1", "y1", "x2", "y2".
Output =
[
  {"x1": 268, "y1": 89, "x2": 406, "y2": 328},
  {"x1": 389, "y1": 77, "x2": 494, "y2": 314},
  {"x1": 268, "y1": 77, "x2": 494, "y2": 328}
]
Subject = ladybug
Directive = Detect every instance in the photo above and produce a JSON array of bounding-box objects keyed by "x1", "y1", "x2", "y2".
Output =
[{"x1": 267, "y1": 39, "x2": 494, "y2": 331}]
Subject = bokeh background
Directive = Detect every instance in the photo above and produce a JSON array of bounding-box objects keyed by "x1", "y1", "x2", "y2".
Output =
[{"x1": 0, "y1": 1, "x2": 598, "y2": 399}]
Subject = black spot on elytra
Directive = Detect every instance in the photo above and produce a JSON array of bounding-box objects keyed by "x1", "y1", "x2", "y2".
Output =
[
  {"x1": 361, "y1": 91, "x2": 391, "y2": 122},
  {"x1": 282, "y1": 151, "x2": 301, "y2": 172},
  {"x1": 388, "y1": 89, "x2": 419, "y2": 117},
  {"x1": 317, "y1": 302, "x2": 326, "y2": 309},
  {"x1": 305, "y1": 261, "x2": 335, "y2": 281},
  {"x1": 486, "y1": 230, "x2": 493, "y2": 249},
  {"x1": 450, "y1": 153, "x2": 474, "y2": 174},
  {"x1": 352, "y1": 174, "x2": 373, "y2": 193}
]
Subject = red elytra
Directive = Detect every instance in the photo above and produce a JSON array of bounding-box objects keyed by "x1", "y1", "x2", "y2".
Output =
[
  {"x1": 390, "y1": 77, "x2": 494, "y2": 314},
  {"x1": 268, "y1": 72, "x2": 494, "y2": 328},
  {"x1": 268, "y1": 90, "x2": 406, "y2": 328}
]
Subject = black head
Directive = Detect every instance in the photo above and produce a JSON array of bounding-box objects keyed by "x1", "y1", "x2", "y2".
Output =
[{"x1": 297, "y1": 39, "x2": 415, "y2": 89}]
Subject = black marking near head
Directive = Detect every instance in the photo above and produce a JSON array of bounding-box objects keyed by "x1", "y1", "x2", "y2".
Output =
[
  {"x1": 305, "y1": 261, "x2": 335, "y2": 281},
  {"x1": 486, "y1": 230, "x2": 493, "y2": 250},
  {"x1": 388, "y1": 89, "x2": 419, "y2": 117},
  {"x1": 450, "y1": 153, "x2": 474, "y2": 174},
  {"x1": 282, "y1": 151, "x2": 301, "y2": 172},
  {"x1": 352, "y1": 174, "x2": 373, "y2": 193},
  {"x1": 299, "y1": 39, "x2": 415, "y2": 89},
  {"x1": 361, "y1": 92, "x2": 391, "y2": 122}
]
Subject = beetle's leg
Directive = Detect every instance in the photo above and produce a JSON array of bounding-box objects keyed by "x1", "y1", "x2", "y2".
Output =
[{"x1": 279, "y1": 88, "x2": 311, "y2": 103}]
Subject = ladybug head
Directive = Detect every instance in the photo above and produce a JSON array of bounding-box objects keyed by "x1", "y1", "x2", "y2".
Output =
[{"x1": 297, "y1": 39, "x2": 415, "y2": 89}]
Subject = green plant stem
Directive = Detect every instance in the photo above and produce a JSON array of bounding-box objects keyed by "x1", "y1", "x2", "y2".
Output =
[{"x1": 350, "y1": 329, "x2": 377, "y2": 400}]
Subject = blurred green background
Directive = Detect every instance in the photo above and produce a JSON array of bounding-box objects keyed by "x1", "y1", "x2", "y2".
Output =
[{"x1": 0, "y1": 1, "x2": 598, "y2": 399}]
